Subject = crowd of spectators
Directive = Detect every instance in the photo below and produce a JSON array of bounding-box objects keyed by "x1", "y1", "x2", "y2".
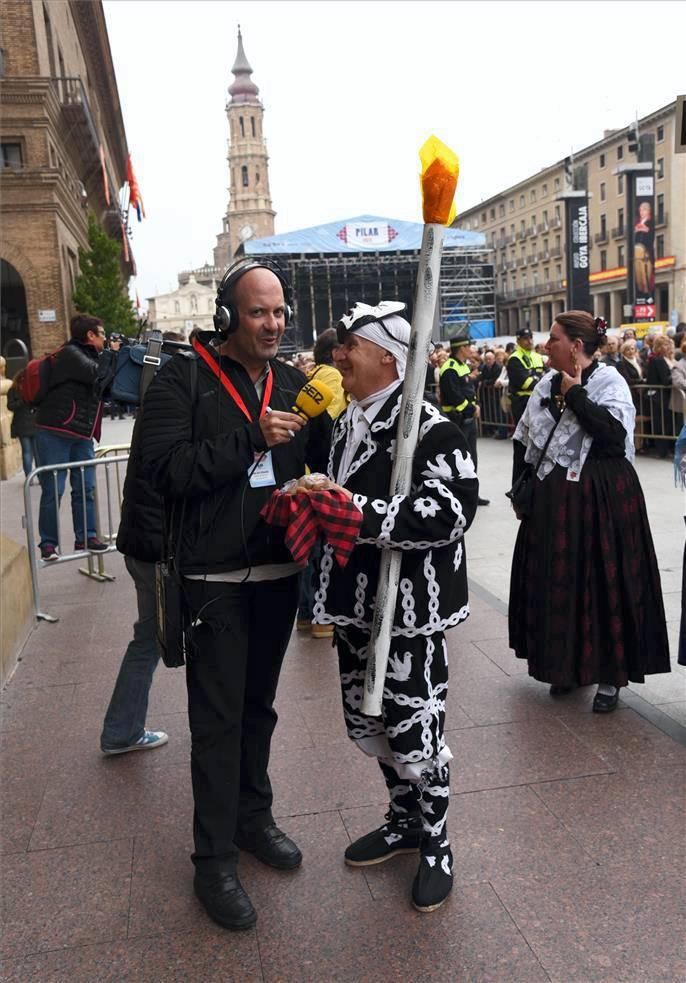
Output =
[
  {"x1": 416, "y1": 327, "x2": 685, "y2": 456},
  {"x1": 275, "y1": 324, "x2": 686, "y2": 457}
]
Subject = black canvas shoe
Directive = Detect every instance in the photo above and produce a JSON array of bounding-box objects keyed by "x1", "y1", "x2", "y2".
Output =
[
  {"x1": 411, "y1": 836, "x2": 454, "y2": 912},
  {"x1": 344, "y1": 811, "x2": 422, "y2": 867}
]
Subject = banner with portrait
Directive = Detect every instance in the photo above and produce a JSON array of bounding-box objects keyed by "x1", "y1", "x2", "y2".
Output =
[{"x1": 630, "y1": 174, "x2": 655, "y2": 320}]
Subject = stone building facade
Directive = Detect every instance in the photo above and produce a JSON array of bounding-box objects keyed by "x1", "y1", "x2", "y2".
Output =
[
  {"x1": 457, "y1": 101, "x2": 685, "y2": 334},
  {"x1": 147, "y1": 274, "x2": 216, "y2": 338},
  {"x1": 0, "y1": 0, "x2": 133, "y2": 359},
  {"x1": 213, "y1": 28, "x2": 275, "y2": 269}
]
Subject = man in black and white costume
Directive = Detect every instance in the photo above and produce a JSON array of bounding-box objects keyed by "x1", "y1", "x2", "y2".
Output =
[{"x1": 312, "y1": 302, "x2": 478, "y2": 911}]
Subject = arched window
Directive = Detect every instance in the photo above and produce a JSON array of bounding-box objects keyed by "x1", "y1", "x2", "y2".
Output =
[
  {"x1": 241, "y1": 165, "x2": 248, "y2": 187},
  {"x1": 251, "y1": 116, "x2": 255, "y2": 137},
  {"x1": 190, "y1": 294, "x2": 197, "y2": 313},
  {"x1": 174, "y1": 301, "x2": 180, "y2": 314},
  {"x1": 239, "y1": 116, "x2": 245, "y2": 137},
  {"x1": 255, "y1": 169, "x2": 260, "y2": 185}
]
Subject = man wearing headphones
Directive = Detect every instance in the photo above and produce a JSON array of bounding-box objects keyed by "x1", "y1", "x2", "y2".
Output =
[{"x1": 139, "y1": 260, "x2": 332, "y2": 931}]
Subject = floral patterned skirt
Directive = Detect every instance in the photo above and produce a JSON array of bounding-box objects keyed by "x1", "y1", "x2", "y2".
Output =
[{"x1": 509, "y1": 458, "x2": 670, "y2": 686}]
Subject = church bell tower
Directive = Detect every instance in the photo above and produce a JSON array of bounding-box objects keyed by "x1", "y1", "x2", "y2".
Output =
[{"x1": 213, "y1": 28, "x2": 276, "y2": 270}]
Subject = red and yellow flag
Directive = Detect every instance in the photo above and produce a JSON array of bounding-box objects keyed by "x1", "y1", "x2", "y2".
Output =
[{"x1": 127, "y1": 155, "x2": 146, "y2": 221}]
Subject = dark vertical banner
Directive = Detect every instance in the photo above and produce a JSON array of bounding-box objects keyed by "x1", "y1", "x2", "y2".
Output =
[
  {"x1": 630, "y1": 173, "x2": 656, "y2": 320},
  {"x1": 564, "y1": 195, "x2": 591, "y2": 312}
]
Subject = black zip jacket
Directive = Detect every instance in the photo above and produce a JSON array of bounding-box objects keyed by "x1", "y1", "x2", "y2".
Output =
[
  {"x1": 116, "y1": 411, "x2": 165, "y2": 563},
  {"x1": 140, "y1": 340, "x2": 332, "y2": 575},
  {"x1": 36, "y1": 341, "x2": 115, "y2": 440},
  {"x1": 8, "y1": 384, "x2": 37, "y2": 438}
]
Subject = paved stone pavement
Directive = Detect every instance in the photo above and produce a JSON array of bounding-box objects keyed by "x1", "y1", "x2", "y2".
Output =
[{"x1": 1, "y1": 422, "x2": 684, "y2": 982}]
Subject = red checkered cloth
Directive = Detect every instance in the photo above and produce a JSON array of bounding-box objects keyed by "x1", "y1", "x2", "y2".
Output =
[{"x1": 260, "y1": 489, "x2": 363, "y2": 568}]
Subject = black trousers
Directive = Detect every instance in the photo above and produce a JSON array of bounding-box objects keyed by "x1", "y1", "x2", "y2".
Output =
[
  {"x1": 184, "y1": 575, "x2": 299, "y2": 872},
  {"x1": 510, "y1": 394, "x2": 529, "y2": 425},
  {"x1": 449, "y1": 412, "x2": 478, "y2": 472}
]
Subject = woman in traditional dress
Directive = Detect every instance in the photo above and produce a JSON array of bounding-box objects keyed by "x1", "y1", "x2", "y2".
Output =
[{"x1": 509, "y1": 310, "x2": 670, "y2": 713}]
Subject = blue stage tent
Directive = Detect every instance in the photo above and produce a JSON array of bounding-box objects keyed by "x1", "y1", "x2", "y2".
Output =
[{"x1": 243, "y1": 214, "x2": 486, "y2": 255}]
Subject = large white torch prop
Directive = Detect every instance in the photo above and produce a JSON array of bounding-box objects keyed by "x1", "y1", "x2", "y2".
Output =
[{"x1": 361, "y1": 136, "x2": 459, "y2": 717}]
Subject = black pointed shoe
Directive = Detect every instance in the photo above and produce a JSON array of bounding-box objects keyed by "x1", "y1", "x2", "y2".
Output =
[
  {"x1": 592, "y1": 687, "x2": 620, "y2": 713},
  {"x1": 193, "y1": 869, "x2": 257, "y2": 930},
  {"x1": 411, "y1": 836, "x2": 454, "y2": 912},
  {"x1": 344, "y1": 811, "x2": 422, "y2": 866},
  {"x1": 235, "y1": 824, "x2": 303, "y2": 870}
]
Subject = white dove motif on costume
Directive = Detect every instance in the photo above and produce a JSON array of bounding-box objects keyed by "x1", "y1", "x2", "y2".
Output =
[
  {"x1": 424, "y1": 855, "x2": 437, "y2": 867},
  {"x1": 452, "y1": 448, "x2": 477, "y2": 479},
  {"x1": 384, "y1": 832, "x2": 403, "y2": 846},
  {"x1": 386, "y1": 651, "x2": 412, "y2": 681},
  {"x1": 422, "y1": 454, "x2": 454, "y2": 481}
]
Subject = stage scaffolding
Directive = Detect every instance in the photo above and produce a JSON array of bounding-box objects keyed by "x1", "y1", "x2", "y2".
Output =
[{"x1": 250, "y1": 248, "x2": 496, "y2": 352}]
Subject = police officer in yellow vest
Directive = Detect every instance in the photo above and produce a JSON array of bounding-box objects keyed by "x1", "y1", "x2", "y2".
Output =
[
  {"x1": 507, "y1": 327, "x2": 545, "y2": 425},
  {"x1": 439, "y1": 332, "x2": 490, "y2": 506}
]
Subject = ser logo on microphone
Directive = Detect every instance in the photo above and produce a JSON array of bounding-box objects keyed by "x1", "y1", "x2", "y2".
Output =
[
  {"x1": 292, "y1": 378, "x2": 334, "y2": 420},
  {"x1": 302, "y1": 383, "x2": 324, "y2": 405}
]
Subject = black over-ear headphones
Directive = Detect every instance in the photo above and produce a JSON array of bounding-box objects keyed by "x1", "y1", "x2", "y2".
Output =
[{"x1": 213, "y1": 258, "x2": 294, "y2": 339}]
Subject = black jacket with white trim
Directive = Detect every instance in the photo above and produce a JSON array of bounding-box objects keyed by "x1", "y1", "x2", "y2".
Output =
[{"x1": 313, "y1": 385, "x2": 479, "y2": 635}]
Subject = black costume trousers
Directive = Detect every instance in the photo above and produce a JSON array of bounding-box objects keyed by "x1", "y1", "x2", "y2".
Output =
[{"x1": 184, "y1": 575, "x2": 299, "y2": 872}]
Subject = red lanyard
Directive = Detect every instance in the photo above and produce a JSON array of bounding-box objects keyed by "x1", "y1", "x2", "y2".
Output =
[{"x1": 192, "y1": 337, "x2": 273, "y2": 422}]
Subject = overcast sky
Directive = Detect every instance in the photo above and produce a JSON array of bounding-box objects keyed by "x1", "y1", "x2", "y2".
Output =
[{"x1": 104, "y1": 0, "x2": 684, "y2": 305}]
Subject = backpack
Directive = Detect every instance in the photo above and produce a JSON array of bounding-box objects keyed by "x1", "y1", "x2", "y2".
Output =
[
  {"x1": 110, "y1": 331, "x2": 191, "y2": 406},
  {"x1": 15, "y1": 349, "x2": 61, "y2": 406}
]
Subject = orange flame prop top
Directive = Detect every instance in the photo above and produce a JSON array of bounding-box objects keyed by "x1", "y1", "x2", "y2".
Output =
[{"x1": 419, "y1": 136, "x2": 459, "y2": 226}]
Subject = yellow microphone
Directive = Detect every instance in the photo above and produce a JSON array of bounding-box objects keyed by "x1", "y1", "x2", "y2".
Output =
[{"x1": 292, "y1": 377, "x2": 334, "y2": 420}]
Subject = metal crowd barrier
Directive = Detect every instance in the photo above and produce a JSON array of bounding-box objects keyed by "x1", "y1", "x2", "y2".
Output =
[
  {"x1": 478, "y1": 384, "x2": 513, "y2": 436},
  {"x1": 632, "y1": 384, "x2": 683, "y2": 447},
  {"x1": 22, "y1": 445, "x2": 130, "y2": 623},
  {"x1": 477, "y1": 382, "x2": 682, "y2": 446}
]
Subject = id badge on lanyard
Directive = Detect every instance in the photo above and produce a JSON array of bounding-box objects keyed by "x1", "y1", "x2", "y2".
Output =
[{"x1": 249, "y1": 450, "x2": 276, "y2": 488}]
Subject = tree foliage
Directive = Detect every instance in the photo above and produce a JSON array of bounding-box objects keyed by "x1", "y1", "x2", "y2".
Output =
[{"x1": 72, "y1": 215, "x2": 138, "y2": 336}]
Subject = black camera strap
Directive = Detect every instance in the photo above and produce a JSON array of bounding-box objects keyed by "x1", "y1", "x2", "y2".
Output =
[
  {"x1": 162, "y1": 353, "x2": 198, "y2": 568},
  {"x1": 139, "y1": 330, "x2": 164, "y2": 403}
]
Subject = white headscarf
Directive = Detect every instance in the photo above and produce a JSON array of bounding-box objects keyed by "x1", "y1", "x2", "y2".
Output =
[{"x1": 353, "y1": 314, "x2": 411, "y2": 379}]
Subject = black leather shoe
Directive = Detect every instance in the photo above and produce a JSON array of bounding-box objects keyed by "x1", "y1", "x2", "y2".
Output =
[
  {"x1": 592, "y1": 688, "x2": 620, "y2": 713},
  {"x1": 236, "y1": 824, "x2": 303, "y2": 870},
  {"x1": 477, "y1": 497, "x2": 490, "y2": 506},
  {"x1": 193, "y1": 870, "x2": 257, "y2": 930}
]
